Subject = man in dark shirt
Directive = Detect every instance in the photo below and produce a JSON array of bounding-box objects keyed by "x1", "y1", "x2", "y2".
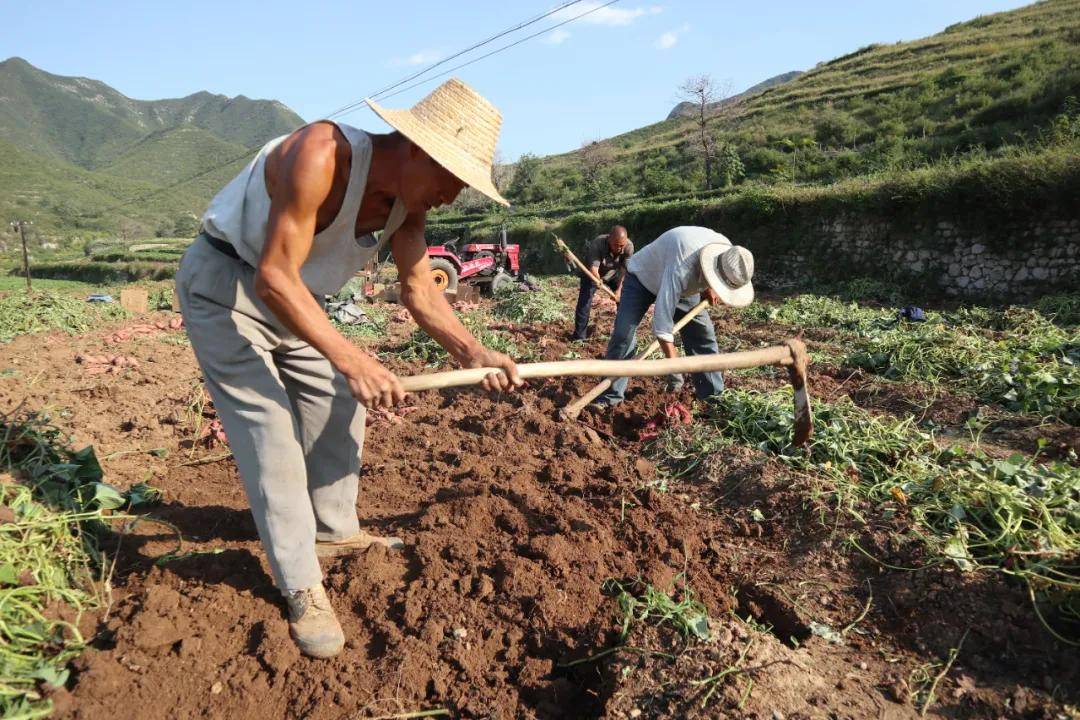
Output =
[{"x1": 572, "y1": 225, "x2": 634, "y2": 340}]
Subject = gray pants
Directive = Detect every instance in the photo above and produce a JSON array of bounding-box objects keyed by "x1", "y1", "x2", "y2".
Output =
[{"x1": 175, "y1": 236, "x2": 365, "y2": 592}]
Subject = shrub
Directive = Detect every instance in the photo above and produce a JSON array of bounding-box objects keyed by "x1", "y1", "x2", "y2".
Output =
[{"x1": 25, "y1": 261, "x2": 176, "y2": 284}]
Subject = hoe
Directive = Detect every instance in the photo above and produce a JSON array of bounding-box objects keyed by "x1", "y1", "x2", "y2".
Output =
[
  {"x1": 552, "y1": 234, "x2": 619, "y2": 302},
  {"x1": 400, "y1": 336, "x2": 814, "y2": 447}
]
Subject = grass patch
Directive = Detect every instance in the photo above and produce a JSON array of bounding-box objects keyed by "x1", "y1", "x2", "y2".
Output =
[
  {"x1": 0, "y1": 411, "x2": 126, "y2": 717},
  {"x1": 333, "y1": 303, "x2": 390, "y2": 342},
  {"x1": 0, "y1": 291, "x2": 128, "y2": 343},
  {"x1": 654, "y1": 389, "x2": 1080, "y2": 632},
  {"x1": 0, "y1": 278, "x2": 102, "y2": 293},
  {"x1": 849, "y1": 314, "x2": 1078, "y2": 423},
  {"x1": 738, "y1": 293, "x2": 894, "y2": 330},
  {"x1": 741, "y1": 294, "x2": 1079, "y2": 422},
  {"x1": 25, "y1": 261, "x2": 176, "y2": 285},
  {"x1": 1037, "y1": 294, "x2": 1080, "y2": 327},
  {"x1": 392, "y1": 311, "x2": 527, "y2": 366},
  {"x1": 605, "y1": 578, "x2": 712, "y2": 642},
  {"x1": 561, "y1": 578, "x2": 711, "y2": 672},
  {"x1": 492, "y1": 280, "x2": 568, "y2": 324},
  {"x1": 89, "y1": 250, "x2": 186, "y2": 264},
  {"x1": 812, "y1": 277, "x2": 907, "y2": 305}
]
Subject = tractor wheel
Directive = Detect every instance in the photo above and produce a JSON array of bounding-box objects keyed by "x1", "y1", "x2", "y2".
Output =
[
  {"x1": 429, "y1": 258, "x2": 459, "y2": 293},
  {"x1": 487, "y1": 271, "x2": 514, "y2": 295}
]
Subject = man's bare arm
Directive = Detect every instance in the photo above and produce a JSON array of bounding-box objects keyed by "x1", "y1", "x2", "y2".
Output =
[
  {"x1": 658, "y1": 288, "x2": 718, "y2": 358},
  {"x1": 254, "y1": 125, "x2": 405, "y2": 409},
  {"x1": 392, "y1": 217, "x2": 522, "y2": 392}
]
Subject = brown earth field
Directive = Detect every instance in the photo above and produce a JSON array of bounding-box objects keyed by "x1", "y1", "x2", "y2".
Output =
[{"x1": 1, "y1": 289, "x2": 1077, "y2": 720}]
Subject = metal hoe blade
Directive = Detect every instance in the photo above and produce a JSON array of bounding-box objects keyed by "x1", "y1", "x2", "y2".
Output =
[{"x1": 785, "y1": 339, "x2": 814, "y2": 447}]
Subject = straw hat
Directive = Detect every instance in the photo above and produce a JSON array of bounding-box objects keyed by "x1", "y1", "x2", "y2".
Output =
[
  {"x1": 700, "y1": 242, "x2": 755, "y2": 307},
  {"x1": 366, "y1": 79, "x2": 509, "y2": 206}
]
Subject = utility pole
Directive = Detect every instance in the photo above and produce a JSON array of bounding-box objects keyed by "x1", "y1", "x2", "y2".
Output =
[{"x1": 9, "y1": 220, "x2": 33, "y2": 293}]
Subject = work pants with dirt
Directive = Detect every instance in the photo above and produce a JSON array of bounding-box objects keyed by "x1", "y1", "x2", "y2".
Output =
[
  {"x1": 597, "y1": 272, "x2": 724, "y2": 406},
  {"x1": 572, "y1": 272, "x2": 619, "y2": 340},
  {"x1": 175, "y1": 234, "x2": 365, "y2": 593}
]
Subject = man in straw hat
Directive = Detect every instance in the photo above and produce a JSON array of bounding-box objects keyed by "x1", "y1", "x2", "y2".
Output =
[
  {"x1": 176, "y1": 78, "x2": 521, "y2": 658},
  {"x1": 590, "y1": 225, "x2": 755, "y2": 408}
]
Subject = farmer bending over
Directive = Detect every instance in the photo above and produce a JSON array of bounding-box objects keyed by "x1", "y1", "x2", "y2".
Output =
[
  {"x1": 571, "y1": 225, "x2": 633, "y2": 340},
  {"x1": 590, "y1": 226, "x2": 755, "y2": 408},
  {"x1": 176, "y1": 79, "x2": 521, "y2": 658}
]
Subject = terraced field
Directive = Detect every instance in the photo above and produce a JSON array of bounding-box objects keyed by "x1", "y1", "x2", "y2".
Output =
[{"x1": 1, "y1": 278, "x2": 1076, "y2": 718}]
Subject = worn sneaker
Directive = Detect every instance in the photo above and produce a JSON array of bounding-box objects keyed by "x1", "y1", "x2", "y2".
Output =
[
  {"x1": 315, "y1": 530, "x2": 405, "y2": 558},
  {"x1": 285, "y1": 583, "x2": 344, "y2": 658},
  {"x1": 666, "y1": 374, "x2": 685, "y2": 393}
]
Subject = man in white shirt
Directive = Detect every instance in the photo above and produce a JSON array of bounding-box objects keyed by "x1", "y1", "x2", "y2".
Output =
[{"x1": 592, "y1": 226, "x2": 755, "y2": 407}]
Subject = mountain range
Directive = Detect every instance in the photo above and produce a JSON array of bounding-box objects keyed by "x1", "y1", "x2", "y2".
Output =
[
  {"x1": 5, "y1": 0, "x2": 1080, "y2": 239},
  {"x1": 0, "y1": 56, "x2": 303, "y2": 237}
]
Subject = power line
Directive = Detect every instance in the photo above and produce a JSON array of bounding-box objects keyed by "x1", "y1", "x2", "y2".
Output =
[
  {"x1": 369, "y1": 0, "x2": 620, "y2": 106},
  {"x1": 89, "y1": 0, "x2": 616, "y2": 215},
  {"x1": 103, "y1": 149, "x2": 259, "y2": 212},
  {"x1": 324, "y1": 0, "x2": 587, "y2": 119}
]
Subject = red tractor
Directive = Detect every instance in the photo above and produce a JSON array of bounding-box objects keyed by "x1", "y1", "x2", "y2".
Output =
[{"x1": 427, "y1": 227, "x2": 522, "y2": 295}]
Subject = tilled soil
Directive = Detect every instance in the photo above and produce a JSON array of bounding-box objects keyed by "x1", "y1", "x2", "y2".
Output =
[{"x1": 1, "y1": 297, "x2": 1077, "y2": 719}]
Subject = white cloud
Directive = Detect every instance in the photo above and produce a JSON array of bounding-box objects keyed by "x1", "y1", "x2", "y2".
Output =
[
  {"x1": 654, "y1": 23, "x2": 689, "y2": 49},
  {"x1": 555, "y1": 1, "x2": 663, "y2": 27},
  {"x1": 545, "y1": 28, "x2": 572, "y2": 44},
  {"x1": 655, "y1": 31, "x2": 678, "y2": 49},
  {"x1": 388, "y1": 49, "x2": 441, "y2": 68}
]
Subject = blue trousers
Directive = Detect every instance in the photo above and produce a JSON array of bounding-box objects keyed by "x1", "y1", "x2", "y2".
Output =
[
  {"x1": 598, "y1": 273, "x2": 724, "y2": 405},
  {"x1": 573, "y1": 273, "x2": 619, "y2": 340}
]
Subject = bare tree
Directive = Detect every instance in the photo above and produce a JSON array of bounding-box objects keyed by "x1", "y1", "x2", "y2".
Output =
[
  {"x1": 118, "y1": 217, "x2": 145, "y2": 246},
  {"x1": 491, "y1": 149, "x2": 512, "y2": 194},
  {"x1": 678, "y1": 74, "x2": 730, "y2": 190},
  {"x1": 448, "y1": 149, "x2": 511, "y2": 211}
]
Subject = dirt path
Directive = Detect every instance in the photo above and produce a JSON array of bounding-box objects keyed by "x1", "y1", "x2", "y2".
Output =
[{"x1": 1, "y1": 302, "x2": 1076, "y2": 719}]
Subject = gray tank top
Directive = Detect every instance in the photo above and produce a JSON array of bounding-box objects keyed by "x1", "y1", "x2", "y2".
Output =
[{"x1": 201, "y1": 121, "x2": 395, "y2": 295}]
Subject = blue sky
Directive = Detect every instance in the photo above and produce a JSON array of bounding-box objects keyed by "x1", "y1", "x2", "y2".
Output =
[{"x1": 3, "y1": 0, "x2": 1031, "y2": 160}]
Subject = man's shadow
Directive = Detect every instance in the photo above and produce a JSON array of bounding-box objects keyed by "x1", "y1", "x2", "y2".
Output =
[{"x1": 105, "y1": 501, "x2": 275, "y2": 597}]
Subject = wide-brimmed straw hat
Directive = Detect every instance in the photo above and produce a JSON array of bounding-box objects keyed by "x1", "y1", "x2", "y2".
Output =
[
  {"x1": 700, "y1": 242, "x2": 755, "y2": 307},
  {"x1": 366, "y1": 79, "x2": 509, "y2": 206}
]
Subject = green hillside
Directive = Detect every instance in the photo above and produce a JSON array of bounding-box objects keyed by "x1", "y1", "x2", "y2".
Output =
[
  {"x1": 0, "y1": 138, "x2": 158, "y2": 235},
  {"x1": 0, "y1": 57, "x2": 304, "y2": 241},
  {"x1": 500, "y1": 0, "x2": 1080, "y2": 207},
  {"x1": 96, "y1": 126, "x2": 253, "y2": 199},
  {"x1": 0, "y1": 58, "x2": 143, "y2": 168},
  {"x1": 0, "y1": 57, "x2": 302, "y2": 169}
]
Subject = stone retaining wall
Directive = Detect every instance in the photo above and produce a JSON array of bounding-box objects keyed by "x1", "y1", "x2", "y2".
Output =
[{"x1": 754, "y1": 211, "x2": 1078, "y2": 300}]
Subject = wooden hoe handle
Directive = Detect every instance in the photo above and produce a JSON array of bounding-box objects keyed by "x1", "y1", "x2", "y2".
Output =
[
  {"x1": 400, "y1": 345, "x2": 794, "y2": 393},
  {"x1": 553, "y1": 235, "x2": 619, "y2": 301},
  {"x1": 561, "y1": 299, "x2": 711, "y2": 419},
  {"x1": 399, "y1": 333, "x2": 814, "y2": 448}
]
